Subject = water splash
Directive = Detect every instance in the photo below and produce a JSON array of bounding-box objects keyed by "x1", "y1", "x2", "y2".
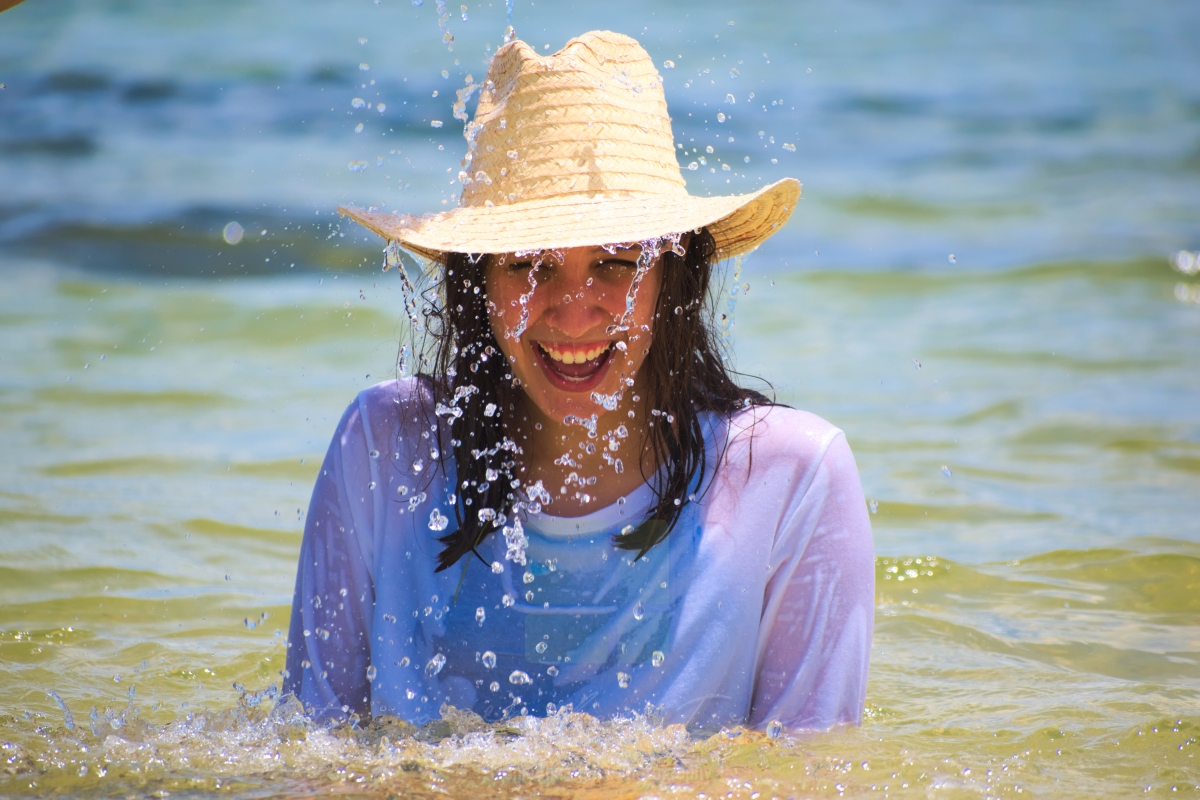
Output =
[
  {"x1": 47, "y1": 690, "x2": 74, "y2": 731},
  {"x1": 505, "y1": 255, "x2": 542, "y2": 341},
  {"x1": 385, "y1": 241, "x2": 425, "y2": 335},
  {"x1": 721, "y1": 253, "x2": 746, "y2": 349},
  {"x1": 503, "y1": 0, "x2": 515, "y2": 43},
  {"x1": 434, "y1": 0, "x2": 455, "y2": 50},
  {"x1": 502, "y1": 516, "x2": 528, "y2": 566}
]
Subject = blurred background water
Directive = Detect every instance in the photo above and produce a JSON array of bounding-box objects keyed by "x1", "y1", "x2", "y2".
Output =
[{"x1": 1, "y1": 0, "x2": 1198, "y2": 796}]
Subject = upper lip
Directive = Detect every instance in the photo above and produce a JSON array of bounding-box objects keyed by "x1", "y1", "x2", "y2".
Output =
[{"x1": 535, "y1": 341, "x2": 614, "y2": 365}]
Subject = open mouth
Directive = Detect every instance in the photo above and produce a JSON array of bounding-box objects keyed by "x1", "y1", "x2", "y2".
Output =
[{"x1": 533, "y1": 340, "x2": 616, "y2": 390}]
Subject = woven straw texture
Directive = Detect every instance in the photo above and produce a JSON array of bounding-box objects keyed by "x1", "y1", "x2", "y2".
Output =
[{"x1": 340, "y1": 30, "x2": 801, "y2": 262}]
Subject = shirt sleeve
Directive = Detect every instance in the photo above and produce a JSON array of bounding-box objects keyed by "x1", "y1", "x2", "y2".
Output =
[
  {"x1": 748, "y1": 430, "x2": 875, "y2": 730},
  {"x1": 283, "y1": 397, "x2": 378, "y2": 721}
]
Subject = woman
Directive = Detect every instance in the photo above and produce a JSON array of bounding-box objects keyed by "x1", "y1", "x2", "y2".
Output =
[{"x1": 284, "y1": 30, "x2": 873, "y2": 732}]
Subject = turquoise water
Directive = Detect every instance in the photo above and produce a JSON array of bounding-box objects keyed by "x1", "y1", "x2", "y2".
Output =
[{"x1": 2, "y1": 0, "x2": 1199, "y2": 796}]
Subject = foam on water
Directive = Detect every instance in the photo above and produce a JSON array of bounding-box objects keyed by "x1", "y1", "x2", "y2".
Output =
[{"x1": 3, "y1": 687, "x2": 1197, "y2": 796}]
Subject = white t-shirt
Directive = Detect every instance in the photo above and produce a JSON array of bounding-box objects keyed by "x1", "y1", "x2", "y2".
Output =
[{"x1": 284, "y1": 378, "x2": 874, "y2": 731}]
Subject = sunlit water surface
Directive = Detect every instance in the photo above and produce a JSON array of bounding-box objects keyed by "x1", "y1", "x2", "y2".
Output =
[
  {"x1": 2, "y1": 256, "x2": 1197, "y2": 797},
  {"x1": 2, "y1": 0, "x2": 1200, "y2": 796}
]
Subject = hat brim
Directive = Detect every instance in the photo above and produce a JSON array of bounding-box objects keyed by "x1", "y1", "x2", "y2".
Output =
[{"x1": 338, "y1": 178, "x2": 800, "y2": 265}]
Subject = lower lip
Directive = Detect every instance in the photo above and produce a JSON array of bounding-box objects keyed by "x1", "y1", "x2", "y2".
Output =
[{"x1": 533, "y1": 344, "x2": 616, "y2": 393}]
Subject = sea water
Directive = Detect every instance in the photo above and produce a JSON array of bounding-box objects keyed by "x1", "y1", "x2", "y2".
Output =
[{"x1": 1, "y1": 0, "x2": 1198, "y2": 796}]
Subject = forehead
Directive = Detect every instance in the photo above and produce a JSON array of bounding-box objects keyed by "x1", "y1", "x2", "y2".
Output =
[{"x1": 492, "y1": 244, "x2": 643, "y2": 264}]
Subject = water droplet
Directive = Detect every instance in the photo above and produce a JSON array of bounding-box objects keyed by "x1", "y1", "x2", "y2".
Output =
[
  {"x1": 406, "y1": 688, "x2": 416, "y2": 699},
  {"x1": 729, "y1": 68, "x2": 739, "y2": 78},
  {"x1": 354, "y1": 122, "x2": 364, "y2": 133},
  {"x1": 428, "y1": 508, "x2": 448, "y2": 531},
  {"x1": 869, "y1": 499, "x2": 879, "y2": 514},
  {"x1": 475, "y1": 607, "x2": 486, "y2": 626},
  {"x1": 368, "y1": 481, "x2": 377, "y2": 490},
  {"x1": 687, "y1": 161, "x2": 699, "y2": 170},
  {"x1": 948, "y1": 253, "x2": 957, "y2": 264},
  {"x1": 766, "y1": 720, "x2": 783, "y2": 739},
  {"x1": 633, "y1": 602, "x2": 645, "y2": 621},
  {"x1": 398, "y1": 656, "x2": 410, "y2": 667},
  {"x1": 431, "y1": 120, "x2": 444, "y2": 128},
  {"x1": 663, "y1": 60, "x2": 675, "y2": 69},
  {"x1": 351, "y1": 97, "x2": 366, "y2": 109},
  {"x1": 651, "y1": 650, "x2": 665, "y2": 667},
  {"x1": 489, "y1": 680, "x2": 499, "y2": 692},
  {"x1": 717, "y1": 112, "x2": 726, "y2": 123},
  {"x1": 347, "y1": 160, "x2": 368, "y2": 173},
  {"x1": 481, "y1": 650, "x2": 497, "y2": 669},
  {"x1": 425, "y1": 653, "x2": 446, "y2": 677},
  {"x1": 484, "y1": 402, "x2": 498, "y2": 417},
  {"x1": 524, "y1": 590, "x2": 534, "y2": 602},
  {"x1": 509, "y1": 670, "x2": 532, "y2": 685},
  {"x1": 546, "y1": 665, "x2": 559, "y2": 677},
  {"x1": 318, "y1": 628, "x2": 330, "y2": 641},
  {"x1": 502, "y1": 593, "x2": 515, "y2": 607},
  {"x1": 522, "y1": 571, "x2": 535, "y2": 584},
  {"x1": 491, "y1": 561, "x2": 504, "y2": 574},
  {"x1": 359, "y1": 62, "x2": 370, "y2": 71},
  {"x1": 535, "y1": 641, "x2": 548, "y2": 654},
  {"x1": 412, "y1": 457, "x2": 424, "y2": 473},
  {"x1": 1171, "y1": 250, "x2": 1200, "y2": 275},
  {"x1": 370, "y1": 449, "x2": 380, "y2": 459},
  {"x1": 222, "y1": 222, "x2": 244, "y2": 245},
  {"x1": 366, "y1": 664, "x2": 377, "y2": 681},
  {"x1": 912, "y1": 359, "x2": 922, "y2": 370},
  {"x1": 782, "y1": 143, "x2": 796, "y2": 152},
  {"x1": 616, "y1": 671, "x2": 630, "y2": 688},
  {"x1": 941, "y1": 465, "x2": 953, "y2": 478},
  {"x1": 377, "y1": 103, "x2": 387, "y2": 114}
]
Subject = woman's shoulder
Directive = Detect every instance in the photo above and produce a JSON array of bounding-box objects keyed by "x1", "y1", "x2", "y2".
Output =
[
  {"x1": 723, "y1": 404, "x2": 847, "y2": 464},
  {"x1": 334, "y1": 377, "x2": 436, "y2": 446},
  {"x1": 704, "y1": 403, "x2": 860, "y2": 504},
  {"x1": 704, "y1": 404, "x2": 866, "y2": 540},
  {"x1": 354, "y1": 376, "x2": 432, "y2": 416}
]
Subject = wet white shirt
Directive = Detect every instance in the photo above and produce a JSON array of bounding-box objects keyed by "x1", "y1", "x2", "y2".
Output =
[{"x1": 284, "y1": 378, "x2": 874, "y2": 731}]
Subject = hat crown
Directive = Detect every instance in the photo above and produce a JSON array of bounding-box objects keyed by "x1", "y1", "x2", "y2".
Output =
[{"x1": 459, "y1": 30, "x2": 687, "y2": 208}]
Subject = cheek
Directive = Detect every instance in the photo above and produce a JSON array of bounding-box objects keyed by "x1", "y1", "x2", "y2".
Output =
[{"x1": 628, "y1": 269, "x2": 663, "y2": 341}]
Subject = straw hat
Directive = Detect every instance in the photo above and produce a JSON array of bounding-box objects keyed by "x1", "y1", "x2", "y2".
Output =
[{"x1": 339, "y1": 30, "x2": 800, "y2": 263}]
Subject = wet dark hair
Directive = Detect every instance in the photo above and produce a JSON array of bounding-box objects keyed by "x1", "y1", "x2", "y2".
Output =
[{"x1": 416, "y1": 227, "x2": 772, "y2": 572}]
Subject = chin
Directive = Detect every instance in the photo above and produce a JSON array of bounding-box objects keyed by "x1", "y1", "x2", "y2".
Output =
[{"x1": 528, "y1": 382, "x2": 625, "y2": 424}]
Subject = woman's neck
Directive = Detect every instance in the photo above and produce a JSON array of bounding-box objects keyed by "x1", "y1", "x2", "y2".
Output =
[{"x1": 507, "y1": 392, "x2": 655, "y2": 518}]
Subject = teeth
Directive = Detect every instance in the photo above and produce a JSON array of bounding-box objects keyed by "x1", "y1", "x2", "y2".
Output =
[{"x1": 543, "y1": 343, "x2": 609, "y2": 364}]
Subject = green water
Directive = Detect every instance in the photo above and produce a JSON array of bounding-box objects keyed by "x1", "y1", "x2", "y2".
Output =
[{"x1": 1, "y1": 253, "x2": 1197, "y2": 796}]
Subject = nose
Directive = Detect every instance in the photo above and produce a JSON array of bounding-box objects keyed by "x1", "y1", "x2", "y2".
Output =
[{"x1": 540, "y1": 254, "x2": 612, "y2": 338}]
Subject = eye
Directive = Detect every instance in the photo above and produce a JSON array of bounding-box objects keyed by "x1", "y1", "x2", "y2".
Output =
[{"x1": 596, "y1": 258, "x2": 638, "y2": 271}]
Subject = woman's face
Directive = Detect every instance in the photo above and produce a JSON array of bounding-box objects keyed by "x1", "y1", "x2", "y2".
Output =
[{"x1": 484, "y1": 245, "x2": 662, "y2": 426}]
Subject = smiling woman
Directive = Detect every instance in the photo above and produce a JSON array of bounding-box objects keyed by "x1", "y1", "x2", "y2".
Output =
[{"x1": 284, "y1": 30, "x2": 873, "y2": 733}]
